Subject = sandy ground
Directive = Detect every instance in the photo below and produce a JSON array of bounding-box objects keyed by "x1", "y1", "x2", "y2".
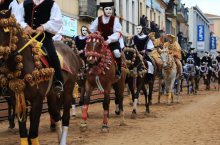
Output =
[{"x1": 0, "y1": 85, "x2": 220, "y2": 145}]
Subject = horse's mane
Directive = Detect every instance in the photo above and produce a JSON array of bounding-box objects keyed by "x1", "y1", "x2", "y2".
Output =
[{"x1": 87, "y1": 32, "x2": 104, "y2": 43}]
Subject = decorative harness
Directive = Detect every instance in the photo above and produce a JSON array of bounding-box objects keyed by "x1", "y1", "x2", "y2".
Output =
[
  {"x1": 0, "y1": 13, "x2": 54, "y2": 121},
  {"x1": 123, "y1": 46, "x2": 147, "y2": 78}
]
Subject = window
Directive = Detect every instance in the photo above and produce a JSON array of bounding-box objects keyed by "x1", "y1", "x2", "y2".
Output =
[
  {"x1": 132, "y1": 1, "x2": 135, "y2": 34},
  {"x1": 126, "y1": 0, "x2": 129, "y2": 33},
  {"x1": 140, "y1": 2, "x2": 143, "y2": 18},
  {"x1": 158, "y1": 15, "x2": 160, "y2": 28}
]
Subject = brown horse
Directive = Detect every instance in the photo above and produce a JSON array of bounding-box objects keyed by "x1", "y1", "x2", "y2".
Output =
[
  {"x1": 80, "y1": 32, "x2": 126, "y2": 132},
  {"x1": 0, "y1": 10, "x2": 83, "y2": 145}
]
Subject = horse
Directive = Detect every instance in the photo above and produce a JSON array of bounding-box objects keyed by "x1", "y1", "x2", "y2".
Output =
[
  {"x1": 123, "y1": 46, "x2": 150, "y2": 118},
  {"x1": 199, "y1": 62, "x2": 212, "y2": 90},
  {"x1": 211, "y1": 58, "x2": 220, "y2": 90},
  {"x1": 160, "y1": 49, "x2": 181, "y2": 104},
  {"x1": 0, "y1": 10, "x2": 83, "y2": 145},
  {"x1": 183, "y1": 57, "x2": 197, "y2": 94},
  {"x1": 80, "y1": 32, "x2": 126, "y2": 132}
]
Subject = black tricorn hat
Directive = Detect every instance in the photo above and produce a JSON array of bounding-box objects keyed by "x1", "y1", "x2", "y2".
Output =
[
  {"x1": 100, "y1": 2, "x2": 114, "y2": 9},
  {"x1": 190, "y1": 47, "x2": 195, "y2": 50},
  {"x1": 217, "y1": 50, "x2": 220, "y2": 53}
]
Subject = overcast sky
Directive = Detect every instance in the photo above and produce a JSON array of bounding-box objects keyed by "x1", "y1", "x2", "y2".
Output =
[{"x1": 182, "y1": 0, "x2": 220, "y2": 16}]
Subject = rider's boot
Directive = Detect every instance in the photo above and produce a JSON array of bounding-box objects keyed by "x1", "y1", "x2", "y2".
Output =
[
  {"x1": 53, "y1": 61, "x2": 64, "y2": 94},
  {"x1": 115, "y1": 57, "x2": 122, "y2": 79}
]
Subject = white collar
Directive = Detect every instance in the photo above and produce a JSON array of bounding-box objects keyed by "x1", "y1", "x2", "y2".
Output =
[
  {"x1": 79, "y1": 35, "x2": 87, "y2": 40},
  {"x1": 102, "y1": 15, "x2": 111, "y2": 24},
  {"x1": 33, "y1": 0, "x2": 44, "y2": 5},
  {"x1": 137, "y1": 34, "x2": 147, "y2": 39}
]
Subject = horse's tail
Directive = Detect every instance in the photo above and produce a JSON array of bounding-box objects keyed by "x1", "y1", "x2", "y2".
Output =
[{"x1": 15, "y1": 92, "x2": 26, "y2": 122}]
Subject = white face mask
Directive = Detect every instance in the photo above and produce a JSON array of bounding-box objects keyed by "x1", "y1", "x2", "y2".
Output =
[
  {"x1": 104, "y1": 7, "x2": 112, "y2": 17},
  {"x1": 81, "y1": 27, "x2": 88, "y2": 36},
  {"x1": 136, "y1": 26, "x2": 143, "y2": 35}
]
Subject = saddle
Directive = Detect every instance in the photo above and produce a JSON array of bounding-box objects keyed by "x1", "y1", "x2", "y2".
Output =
[{"x1": 39, "y1": 48, "x2": 73, "y2": 74}]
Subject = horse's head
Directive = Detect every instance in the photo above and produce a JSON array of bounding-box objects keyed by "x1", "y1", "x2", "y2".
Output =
[
  {"x1": 186, "y1": 57, "x2": 194, "y2": 65},
  {"x1": 0, "y1": 9, "x2": 19, "y2": 60},
  {"x1": 123, "y1": 46, "x2": 137, "y2": 67},
  {"x1": 85, "y1": 32, "x2": 105, "y2": 64},
  {"x1": 160, "y1": 49, "x2": 171, "y2": 69},
  {"x1": 212, "y1": 58, "x2": 218, "y2": 67}
]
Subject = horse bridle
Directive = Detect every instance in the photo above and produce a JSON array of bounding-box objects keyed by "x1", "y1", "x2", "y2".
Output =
[
  {"x1": 123, "y1": 46, "x2": 137, "y2": 66},
  {"x1": 161, "y1": 51, "x2": 174, "y2": 71}
]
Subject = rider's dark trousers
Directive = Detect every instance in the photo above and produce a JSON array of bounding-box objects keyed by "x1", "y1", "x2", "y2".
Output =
[{"x1": 43, "y1": 37, "x2": 64, "y2": 83}]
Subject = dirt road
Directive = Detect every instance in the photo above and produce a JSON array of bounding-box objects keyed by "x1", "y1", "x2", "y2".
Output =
[{"x1": 0, "y1": 88, "x2": 220, "y2": 145}]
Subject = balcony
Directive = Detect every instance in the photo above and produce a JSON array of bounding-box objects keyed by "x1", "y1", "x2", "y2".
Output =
[
  {"x1": 79, "y1": 0, "x2": 96, "y2": 20},
  {"x1": 177, "y1": 4, "x2": 188, "y2": 23},
  {"x1": 165, "y1": 0, "x2": 177, "y2": 18}
]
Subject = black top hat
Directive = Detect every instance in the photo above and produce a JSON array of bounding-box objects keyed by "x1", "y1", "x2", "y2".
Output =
[{"x1": 100, "y1": 2, "x2": 114, "y2": 9}]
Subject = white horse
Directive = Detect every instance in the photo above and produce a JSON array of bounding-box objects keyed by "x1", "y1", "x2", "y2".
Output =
[{"x1": 160, "y1": 49, "x2": 181, "y2": 104}]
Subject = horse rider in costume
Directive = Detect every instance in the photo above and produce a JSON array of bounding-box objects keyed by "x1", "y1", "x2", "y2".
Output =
[
  {"x1": 132, "y1": 25, "x2": 154, "y2": 72},
  {"x1": 90, "y1": 2, "x2": 124, "y2": 78},
  {"x1": 164, "y1": 34, "x2": 183, "y2": 77},
  {"x1": 201, "y1": 51, "x2": 212, "y2": 67},
  {"x1": 17, "y1": 0, "x2": 64, "y2": 92},
  {"x1": 0, "y1": 0, "x2": 19, "y2": 14},
  {"x1": 186, "y1": 47, "x2": 200, "y2": 66},
  {"x1": 148, "y1": 31, "x2": 165, "y2": 77},
  {"x1": 74, "y1": 26, "x2": 89, "y2": 63}
]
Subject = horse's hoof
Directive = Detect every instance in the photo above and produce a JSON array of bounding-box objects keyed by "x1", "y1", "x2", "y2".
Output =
[
  {"x1": 120, "y1": 121, "x2": 126, "y2": 126},
  {"x1": 101, "y1": 125, "x2": 109, "y2": 133},
  {"x1": 50, "y1": 124, "x2": 56, "y2": 132},
  {"x1": 131, "y1": 109, "x2": 137, "y2": 119},
  {"x1": 115, "y1": 111, "x2": 120, "y2": 115},
  {"x1": 145, "y1": 109, "x2": 150, "y2": 114},
  {"x1": 167, "y1": 102, "x2": 171, "y2": 106},
  {"x1": 8, "y1": 127, "x2": 18, "y2": 134},
  {"x1": 80, "y1": 123, "x2": 87, "y2": 132}
]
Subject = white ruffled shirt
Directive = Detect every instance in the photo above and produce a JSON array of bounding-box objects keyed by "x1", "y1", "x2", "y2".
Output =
[
  {"x1": 52, "y1": 27, "x2": 63, "y2": 41},
  {"x1": 147, "y1": 61, "x2": 154, "y2": 74},
  {"x1": 16, "y1": 1, "x2": 62, "y2": 34},
  {"x1": 9, "y1": 0, "x2": 19, "y2": 17},
  {"x1": 90, "y1": 15, "x2": 124, "y2": 49},
  {"x1": 137, "y1": 34, "x2": 154, "y2": 50}
]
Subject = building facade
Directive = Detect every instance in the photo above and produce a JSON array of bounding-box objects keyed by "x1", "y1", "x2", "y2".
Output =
[
  {"x1": 205, "y1": 13, "x2": 220, "y2": 52},
  {"x1": 146, "y1": 0, "x2": 167, "y2": 32},
  {"x1": 188, "y1": 6, "x2": 210, "y2": 57},
  {"x1": 176, "y1": 0, "x2": 189, "y2": 50}
]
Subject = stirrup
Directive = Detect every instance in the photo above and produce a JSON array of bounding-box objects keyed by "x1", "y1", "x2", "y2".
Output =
[{"x1": 53, "y1": 81, "x2": 64, "y2": 92}]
